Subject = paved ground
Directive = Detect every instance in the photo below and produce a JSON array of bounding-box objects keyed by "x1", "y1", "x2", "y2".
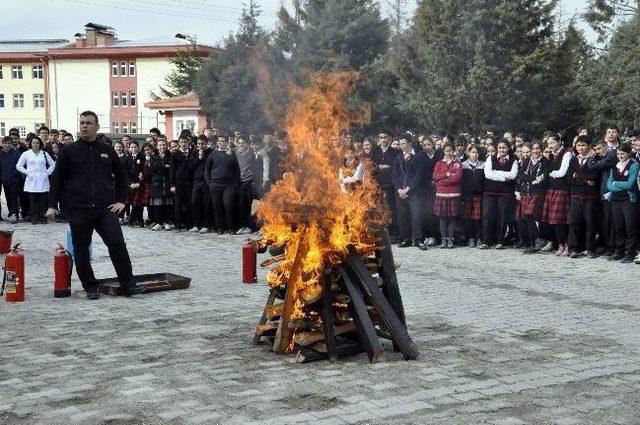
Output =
[{"x1": 1, "y1": 220, "x2": 640, "y2": 424}]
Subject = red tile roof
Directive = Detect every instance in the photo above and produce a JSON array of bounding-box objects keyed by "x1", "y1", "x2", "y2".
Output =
[{"x1": 144, "y1": 92, "x2": 201, "y2": 110}]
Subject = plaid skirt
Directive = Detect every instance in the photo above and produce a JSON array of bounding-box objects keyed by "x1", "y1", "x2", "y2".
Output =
[
  {"x1": 129, "y1": 182, "x2": 149, "y2": 207},
  {"x1": 541, "y1": 189, "x2": 570, "y2": 225},
  {"x1": 461, "y1": 194, "x2": 482, "y2": 220},
  {"x1": 433, "y1": 196, "x2": 461, "y2": 218},
  {"x1": 516, "y1": 194, "x2": 543, "y2": 221}
]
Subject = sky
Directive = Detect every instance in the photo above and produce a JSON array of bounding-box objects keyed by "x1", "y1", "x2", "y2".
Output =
[{"x1": 1, "y1": 0, "x2": 592, "y2": 46}]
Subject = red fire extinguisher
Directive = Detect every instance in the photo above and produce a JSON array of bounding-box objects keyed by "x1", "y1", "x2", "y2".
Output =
[
  {"x1": 54, "y1": 243, "x2": 73, "y2": 298},
  {"x1": 242, "y1": 238, "x2": 257, "y2": 284},
  {"x1": 1, "y1": 244, "x2": 25, "y2": 302}
]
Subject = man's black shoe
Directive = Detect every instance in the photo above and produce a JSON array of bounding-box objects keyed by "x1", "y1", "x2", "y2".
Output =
[
  {"x1": 86, "y1": 291, "x2": 100, "y2": 300},
  {"x1": 610, "y1": 252, "x2": 625, "y2": 261},
  {"x1": 123, "y1": 284, "x2": 144, "y2": 297}
]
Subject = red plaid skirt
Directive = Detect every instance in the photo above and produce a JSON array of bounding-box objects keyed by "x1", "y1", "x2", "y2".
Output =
[
  {"x1": 433, "y1": 196, "x2": 461, "y2": 218},
  {"x1": 129, "y1": 182, "x2": 150, "y2": 207},
  {"x1": 516, "y1": 194, "x2": 543, "y2": 221},
  {"x1": 541, "y1": 189, "x2": 570, "y2": 225},
  {"x1": 461, "y1": 194, "x2": 482, "y2": 220}
]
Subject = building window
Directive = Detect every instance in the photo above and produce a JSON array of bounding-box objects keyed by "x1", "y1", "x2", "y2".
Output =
[
  {"x1": 11, "y1": 65, "x2": 23, "y2": 79},
  {"x1": 17, "y1": 126, "x2": 26, "y2": 138},
  {"x1": 128, "y1": 61, "x2": 135, "y2": 76},
  {"x1": 121, "y1": 122, "x2": 128, "y2": 133},
  {"x1": 34, "y1": 123, "x2": 45, "y2": 132},
  {"x1": 0, "y1": 123, "x2": 5, "y2": 136},
  {"x1": 13, "y1": 94, "x2": 24, "y2": 108},
  {"x1": 130, "y1": 122, "x2": 137, "y2": 134},
  {"x1": 111, "y1": 61, "x2": 118, "y2": 77},
  {"x1": 32, "y1": 65, "x2": 43, "y2": 79},
  {"x1": 129, "y1": 92, "x2": 136, "y2": 107},
  {"x1": 0, "y1": 66, "x2": 3, "y2": 79},
  {"x1": 120, "y1": 61, "x2": 127, "y2": 76},
  {"x1": 112, "y1": 122, "x2": 119, "y2": 134},
  {"x1": 0, "y1": 94, "x2": 4, "y2": 108},
  {"x1": 33, "y1": 93, "x2": 45, "y2": 108},
  {"x1": 120, "y1": 92, "x2": 128, "y2": 107},
  {"x1": 112, "y1": 92, "x2": 119, "y2": 107}
]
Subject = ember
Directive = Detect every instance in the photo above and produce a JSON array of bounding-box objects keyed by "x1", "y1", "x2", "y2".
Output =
[{"x1": 254, "y1": 72, "x2": 419, "y2": 363}]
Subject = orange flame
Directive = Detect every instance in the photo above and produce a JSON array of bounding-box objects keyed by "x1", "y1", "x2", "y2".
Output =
[{"x1": 258, "y1": 72, "x2": 388, "y2": 344}]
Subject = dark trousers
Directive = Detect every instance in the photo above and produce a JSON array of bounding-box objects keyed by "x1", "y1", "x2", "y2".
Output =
[
  {"x1": 174, "y1": 184, "x2": 192, "y2": 229},
  {"x1": 67, "y1": 208, "x2": 133, "y2": 293},
  {"x1": 3, "y1": 182, "x2": 19, "y2": 217},
  {"x1": 423, "y1": 194, "x2": 440, "y2": 241},
  {"x1": 482, "y1": 193, "x2": 513, "y2": 245},
  {"x1": 568, "y1": 197, "x2": 597, "y2": 253},
  {"x1": 237, "y1": 180, "x2": 255, "y2": 229},
  {"x1": 517, "y1": 218, "x2": 538, "y2": 248},
  {"x1": 210, "y1": 183, "x2": 238, "y2": 232},
  {"x1": 466, "y1": 219, "x2": 482, "y2": 241},
  {"x1": 611, "y1": 200, "x2": 637, "y2": 254},
  {"x1": 439, "y1": 217, "x2": 455, "y2": 239},
  {"x1": 383, "y1": 185, "x2": 399, "y2": 236},
  {"x1": 150, "y1": 204, "x2": 171, "y2": 225},
  {"x1": 130, "y1": 206, "x2": 145, "y2": 225},
  {"x1": 29, "y1": 192, "x2": 48, "y2": 223},
  {"x1": 597, "y1": 200, "x2": 615, "y2": 251},
  {"x1": 191, "y1": 181, "x2": 212, "y2": 228},
  {"x1": 396, "y1": 193, "x2": 424, "y2": 243}
]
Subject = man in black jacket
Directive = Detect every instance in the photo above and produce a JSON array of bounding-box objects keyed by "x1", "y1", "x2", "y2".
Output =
[
  {"x1": 188, "y1": 135, "x2": 212, "y2": 233},
  {"x1": 170, "y1": 135, "x2": 194, "y2": 231},
  {"x1": 47, "y1": 111, "x2": 141, "y2": 300},
  {"x1": 204, "y1": 136, "x2": 240, "y2": 234}
]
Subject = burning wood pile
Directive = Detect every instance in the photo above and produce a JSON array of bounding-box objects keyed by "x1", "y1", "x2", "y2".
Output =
[{"x1": 253, "y1": 72, "x2": 419, "y2": 363}]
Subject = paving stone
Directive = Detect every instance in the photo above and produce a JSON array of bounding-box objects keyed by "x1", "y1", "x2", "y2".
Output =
[{"x1": 0, "y1": 220, "x2": 639, "y2": 424}]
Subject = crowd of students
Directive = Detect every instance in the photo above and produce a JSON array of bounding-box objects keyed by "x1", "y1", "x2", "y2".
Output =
[
  {"x1": 352, "y1": 127, "x2": 640, "y2": 265},
  {"x1": 2, "y1": 123, "x2": 640, "y2": 265}
]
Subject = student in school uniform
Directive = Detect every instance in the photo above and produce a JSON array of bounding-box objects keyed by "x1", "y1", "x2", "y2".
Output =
[
  {"x1": 170, "y1": 135, "x2": 194, "y2": 232},
  {"x1": 461, "y1": 145, "x2": 485, "y2": 247},
  {"x1": 391, "y1": 138, "x2": 426, "y2": 248},
  {"x1": 587, "y1": 126, "x2": 620, "y2": 256},
  {"x1": 606, "y1": 143, "x2": 639, "y2": 262},
  {"x1": 515, "y1": 142, "x2": 549, "y2": 253},
  {"x1": 188, "y1": 136, "x2": 213, "y2": 233},
  {"x1": 567, "y1": 136, "x2": 601, "y2": 258},
  {"x1": 418, "y1": 136, "x2": 443, "y2": 247},
  {"x1": 432, "y1": 143, "x2": 463, "y2": 248},
  {"x1": 479, "y1": 138, "x2": 519, "y2": 249},
  {"x1": 126, "y1": 142, "x2": 148, "y2": 227},
  {"x1": 541, "y1": 133, "x2": 573, "y2": 256},
  {"x1": 145, "y1": 139, "x2": 174, "y2": 231}
]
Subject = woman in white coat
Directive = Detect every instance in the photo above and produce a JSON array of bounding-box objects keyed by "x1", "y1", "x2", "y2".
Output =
[{"x1": 16, "y1": 136, "x2": 56, "y2": 224}]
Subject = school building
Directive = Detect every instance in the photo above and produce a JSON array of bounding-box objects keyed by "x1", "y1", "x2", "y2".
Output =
[{"x1": 0, "y1": 23, "x2": 215, "y2": 138}]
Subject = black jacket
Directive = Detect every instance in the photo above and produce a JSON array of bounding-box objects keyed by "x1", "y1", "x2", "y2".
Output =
[
  {"x1": 146, "y1": 153, "x2": 172, "y2": 198},
  {"x1": 188, "y1": 148, "x2": 211, "y2": 184},
  {"x1": 391, "y1": 152, "x2": 427, "y2": 196},
  {"x1": 170, "y1": 150, "x2": 193, "y2": 187},
  {"x1": 568, "y1": 156, "x2": 601, "y2": 198},
  {"x1": 516, "y1": 157, "x2": 549, "y2": 196},
  {"x1": 49, "y1": 138, "x2": 128, "y2": 209},
  {"x1": 126, "y1": 153, "x2": 145, "y2": 184},
  {"x1": 204, "y1": 150, "x2": 240, "y2": 185}
]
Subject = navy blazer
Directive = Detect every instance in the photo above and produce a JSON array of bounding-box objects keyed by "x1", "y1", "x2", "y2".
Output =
[{"x1": 391, "y1": 152, "x2": 426, "y2": 197}]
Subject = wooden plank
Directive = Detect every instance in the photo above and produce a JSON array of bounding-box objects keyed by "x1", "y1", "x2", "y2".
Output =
[
  {"x1": 295, "y1": 340, "x2": 365, "y2": 363},
  {"x1": 374, "y1": 230, "x2": 407, "y2": 325},
  {"x1": 273, "y1": 227, "x2": 308, "y2": 353},
  {"x1": 346, "y1": 247, "x2": 419, "y2": 360},
  {"x1": 320, "y1": 278, "x2": 337, "y2": 362},
  {"x1": 253, "y1": 288, "x2": 278, "y2": 344},
  {"x1": 340, "y1": 269, "x2": 383, "y2": 363}
]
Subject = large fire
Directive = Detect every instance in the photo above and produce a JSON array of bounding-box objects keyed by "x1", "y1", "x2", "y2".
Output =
[{"x1": 257, "y1": 72, "x2": 388, "y2": 352}]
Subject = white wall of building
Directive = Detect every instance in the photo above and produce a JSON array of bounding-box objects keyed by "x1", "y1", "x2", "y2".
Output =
[
  {"x1": 136, "y1": 58, "x2": 175, "y2": 134},
  {"x1": 49, "y1": 59, "x2": 110, "y2": 134},
  {"x1": 0, "y1": 62, "x2": 47, "y2": 136}
]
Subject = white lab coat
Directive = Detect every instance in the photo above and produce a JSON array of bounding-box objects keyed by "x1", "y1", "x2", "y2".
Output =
[{"x1": 16, "y1": 149, "x2": 56, "y2": 193}]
